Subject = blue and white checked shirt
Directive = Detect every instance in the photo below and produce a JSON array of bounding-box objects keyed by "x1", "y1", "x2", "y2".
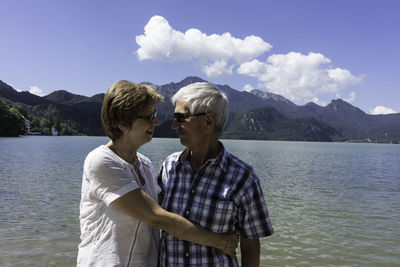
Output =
[{"x1": 158, "y1": 142, "x2": 274, "y2": 266}]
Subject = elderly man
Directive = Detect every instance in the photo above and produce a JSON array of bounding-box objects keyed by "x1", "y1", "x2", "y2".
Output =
[{"x1": 158, "y1": 82, "x2": 274, "y2": 267}]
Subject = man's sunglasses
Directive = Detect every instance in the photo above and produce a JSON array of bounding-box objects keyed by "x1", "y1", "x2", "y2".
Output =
[
  {"x1": 137, "y1": 109, "x2": 157, "y2": 123},
  {"x1": 173, "y1": 112, "x2": 206, "y2": 123}
]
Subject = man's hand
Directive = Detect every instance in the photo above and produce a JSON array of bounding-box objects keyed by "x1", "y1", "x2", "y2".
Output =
[{"x1": 240, "y1": 237, "x2": 260, "y2": 267}]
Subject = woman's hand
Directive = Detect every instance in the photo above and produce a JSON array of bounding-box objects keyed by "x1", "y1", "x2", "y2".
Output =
[{"x1": 219, "y1": 230, "x2": 240, "y2": 257}]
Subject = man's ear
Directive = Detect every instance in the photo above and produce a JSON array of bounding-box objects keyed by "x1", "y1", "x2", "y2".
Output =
[{"x1": 204, "y1": 113, "x2": 216, "y2": 131}]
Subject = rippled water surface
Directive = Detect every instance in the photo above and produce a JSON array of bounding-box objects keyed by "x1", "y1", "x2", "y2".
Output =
[{"x1": 1, "y1": 136, "x2": 399, "y2": 266}]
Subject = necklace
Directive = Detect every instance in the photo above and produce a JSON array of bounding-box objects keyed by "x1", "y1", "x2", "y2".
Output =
[
  {"x1": 111, "y1": 143, "x2": 139, "y2": 167},
  {"x1": 111, "y1": 142, "x2": 144, "y2": 185}
]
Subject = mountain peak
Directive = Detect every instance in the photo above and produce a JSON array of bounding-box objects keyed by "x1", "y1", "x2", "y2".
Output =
[
  {"x1": 331, "y1": 98, "x2": 347, "y2": 104},
  {"x1": 328, "y1": 98, "x2": 365, "y2": 114},
  {"x1": 303, "y1": 101, "x2": 322, "y2": 111},
  {"x1": 0, "y1": 80, "x2": 51, "y2": 105},
  {"x1": 45, "y1": 89, "x2": 73, "y2": 97},
  {"x1": 178, "y1": 76, "x2": 207, "y2": 86},
  {"x1": 0, "y1": 80, "x2": 18, "y2": 93},
  {"x1": 157, "y1": 76, "x2": 208, "y2": 99},
  {"x1": 248, "y1": 89, "x2": 294, "y2": 105},
  {"x1": 305, "y1": 102, "x2": 320, "y2": 107},
  {"x1": 140, "y1": 81, "x2": 156, "y2": 86},
  {"x1": 44, "y1": 90, "x2": 88, "y2": 105}
]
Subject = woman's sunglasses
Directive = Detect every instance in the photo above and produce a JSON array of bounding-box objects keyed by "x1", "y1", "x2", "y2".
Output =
[{"x1": 137, "y1": 110, "x2": 157, "y2": 123}]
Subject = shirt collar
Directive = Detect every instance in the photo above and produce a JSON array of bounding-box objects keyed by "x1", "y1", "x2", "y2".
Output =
[{"x1": 178, "y1": 141, "x2": 229, "y2": 173}]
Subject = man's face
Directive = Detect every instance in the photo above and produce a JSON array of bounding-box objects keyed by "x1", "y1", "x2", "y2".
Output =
[{"x1": 172, "y1": 101, "x2": 205, "y2": 148}]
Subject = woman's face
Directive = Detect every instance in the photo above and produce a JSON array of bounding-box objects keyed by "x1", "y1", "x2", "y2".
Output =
[{"x1": 123, "y1": 104, "x2": 159, "y2": 147}]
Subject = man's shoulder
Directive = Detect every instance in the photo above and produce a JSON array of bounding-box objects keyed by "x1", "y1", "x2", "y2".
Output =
[
  {"x1": 163, "y1": 151, "x2": 183, "y2": 164},
  {"x1": 224, "y1": 151, "x2": 255, "y2": 175},
  {"x1": 221, "y1": 151, "x2": 265, "y2": 205}
]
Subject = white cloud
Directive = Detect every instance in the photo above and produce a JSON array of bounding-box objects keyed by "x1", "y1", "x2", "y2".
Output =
[
  {"x1": 370, "y1": 106, "x2": 397, "y2": 115},
  {"x1": 243, "y1": 84, "x2": 254, "y2": 92},
  {"x1": 238, "y1": 52, "x2": 363, "y2": 104},
  {"x1": 311, "y1": 97, "x2": 327, "y2": 106},
  {"x1": 336, "y1": 91, "x2": 356, "y2": 103},
  {"x1": 344, "y1": 92, "x2": 356, "y2": 103},
  {"x1": 136, "y1": 15, "x2": 272, "y2": 77},
  {"x1": 29, "y1": 86, "x2": 45, "y2": 97},
  {"x1": 202, "y1": 60, "x2": 233, "y2": 77},
  {"x1": 136, "y1": 16, "x2": 363, "y2": 105}
]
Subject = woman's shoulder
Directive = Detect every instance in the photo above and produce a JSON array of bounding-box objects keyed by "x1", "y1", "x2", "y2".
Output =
[
  {"x1": 136, "y1": 152, "x2": 152, "y2": 167},
  {"x1": 84, "y1": 145, "x2": 120, "y2": 170},
  {"x1": 86, "y1": 145, "x2": 112, "y2": 159}
]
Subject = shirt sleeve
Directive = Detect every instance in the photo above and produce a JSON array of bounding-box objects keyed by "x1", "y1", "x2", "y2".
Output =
[
  {"x1": 238, "y1": 174, "x2": 274, "y2": 238},
  {"x1": 157, "y1": 163, "x2": 166, "y2": 199},
  {"x1": 144, "y1": 156, "x2": 162, "y2": 196},
  {"x1": 87, "y1": 153, "x2": 139, "y2": 207}
]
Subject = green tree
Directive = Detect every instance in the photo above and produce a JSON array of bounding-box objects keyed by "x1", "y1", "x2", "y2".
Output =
[
  {"x1": 40, "y1": 118, "x2": 51, "y2": 129},
  {"x1": 13, "y1": 103, "x2": 28, "y2": 117},
  {"x1": 53, "y1": 119, "x2": 61, "y2": 132},
  {"x1": 32, "y1": 117, "x2": 41, "y2": 128},
  {"x1": 42, "y1": 127, "x2": 51, "y2": 135},
  {"x1": 0, "y1": 99, "x2": 25, "y2": 136},
  {"x1": 9, "y1": 108, "x2": 26, "y2": 134}
]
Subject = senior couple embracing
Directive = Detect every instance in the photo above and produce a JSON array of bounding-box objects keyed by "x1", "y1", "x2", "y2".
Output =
[{"x1": 77, "y1": 80, "x2": 273, "y2": 267}]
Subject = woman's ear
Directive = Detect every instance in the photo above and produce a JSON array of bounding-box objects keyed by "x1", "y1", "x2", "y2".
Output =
[{"x1": 117, "y1": 124, "x2": 127, "y2": 133}]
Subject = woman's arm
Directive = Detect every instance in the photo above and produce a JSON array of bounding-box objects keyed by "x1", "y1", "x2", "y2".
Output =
[{"x1": 111, "y1": 188, "x2": 238, "y2": 256}]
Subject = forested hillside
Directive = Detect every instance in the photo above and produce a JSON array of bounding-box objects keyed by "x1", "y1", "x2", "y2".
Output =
[{"x1": 1, "y1": 78, "x2": 399, "y2": 143}]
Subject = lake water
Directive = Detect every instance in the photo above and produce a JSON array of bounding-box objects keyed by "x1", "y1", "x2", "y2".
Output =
[{"x1": 0, "y1": 136, "x2": 399, "y2": 266}]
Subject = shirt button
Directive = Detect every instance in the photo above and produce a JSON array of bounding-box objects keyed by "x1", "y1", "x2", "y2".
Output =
[
  {"x1": 191, "y1": 189, "x2": 195, "y2": 194},
  {"x1": 185, "y1": 252, "x2": 189, "y2": 257},
  {"x1": 185, "y1": 210, "x2": 190, "y2": 215}
]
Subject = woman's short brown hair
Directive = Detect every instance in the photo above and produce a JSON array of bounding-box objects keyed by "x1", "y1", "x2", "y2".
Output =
[{"x1": 101, "y1": 80, "x2": 163, "y2": 140}]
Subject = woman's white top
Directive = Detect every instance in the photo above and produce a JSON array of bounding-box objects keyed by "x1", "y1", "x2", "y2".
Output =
[{"x1": 77, "y1": 145, "x2": 160, "y2": 267}]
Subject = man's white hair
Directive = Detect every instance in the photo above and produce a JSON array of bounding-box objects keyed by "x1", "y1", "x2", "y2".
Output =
[{"x1": 171, "y1": 82, "x2": 229, "y2": 135}]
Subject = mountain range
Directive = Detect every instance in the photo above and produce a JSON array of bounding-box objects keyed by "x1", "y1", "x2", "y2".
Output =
[{"x1": 1, "y1": 77, "x2": 399, "y2": 143}]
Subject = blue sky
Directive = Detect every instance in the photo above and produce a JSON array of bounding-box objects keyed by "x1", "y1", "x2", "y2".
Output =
[{"x1": 1, "y1": 0, "x2": 399, "y2": 114}]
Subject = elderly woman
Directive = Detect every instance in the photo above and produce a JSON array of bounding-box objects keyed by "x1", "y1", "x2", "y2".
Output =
[{"x1": 77, "y1": 80, "x2": 238, "y2": 266}]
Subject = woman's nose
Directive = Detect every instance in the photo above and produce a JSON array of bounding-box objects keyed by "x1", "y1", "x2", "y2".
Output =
[{"x1": 153, "y1": 117, "x2": 159, "y2": 126}]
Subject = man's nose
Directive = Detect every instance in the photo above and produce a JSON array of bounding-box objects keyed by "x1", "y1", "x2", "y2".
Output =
[{"x1": 171, "y1": 118, "x2": 179, "y2": 129}]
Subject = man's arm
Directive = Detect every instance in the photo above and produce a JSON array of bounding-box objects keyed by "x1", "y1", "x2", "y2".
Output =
[
  {"x1": 111, "y1": 188, "x2": 238, "y2": 256},
  {"x1": 240, "y1": 237, "x2": 260, "y2": 267}
]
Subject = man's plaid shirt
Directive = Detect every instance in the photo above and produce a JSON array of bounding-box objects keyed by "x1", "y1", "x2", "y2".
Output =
[{"x1": 157, "y1": 143, "x2": 274, "y2": 266}]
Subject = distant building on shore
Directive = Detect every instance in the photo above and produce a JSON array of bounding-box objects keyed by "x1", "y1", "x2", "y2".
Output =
[
  {"x1": 51, "y1": 128, "x2": 58, "y2": 136},
  {"x1": 22, "y1": 116, "x2": 31, "y2": 133}
]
